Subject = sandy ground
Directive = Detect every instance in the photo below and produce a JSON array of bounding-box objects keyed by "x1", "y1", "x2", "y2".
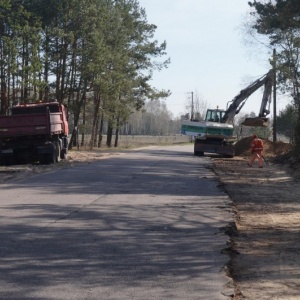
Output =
[
  {"x1": 1, "y1": 144, "x2": 299, "y2": 299},
  {"x1": 213, "y1": 156, "x2": 300, "y2": 300}
]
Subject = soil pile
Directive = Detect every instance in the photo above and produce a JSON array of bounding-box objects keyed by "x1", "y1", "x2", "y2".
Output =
[{"x1": 234, "y1": 136, "x2": 292, "y2": 158}]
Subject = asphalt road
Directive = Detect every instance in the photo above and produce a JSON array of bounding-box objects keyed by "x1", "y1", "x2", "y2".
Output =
[{"x1": 0, "y1": 145, "x2": 233, "y2": 299}]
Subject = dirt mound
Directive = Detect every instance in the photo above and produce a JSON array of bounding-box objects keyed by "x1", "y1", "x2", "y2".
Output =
[{"x1": 235, "y1": 136, "x2": 292, "y2": 157}]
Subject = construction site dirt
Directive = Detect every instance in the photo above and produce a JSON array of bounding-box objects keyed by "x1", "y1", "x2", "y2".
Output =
[{"x1": 0, "y1": 140, "x2": 299, "y2": 299}]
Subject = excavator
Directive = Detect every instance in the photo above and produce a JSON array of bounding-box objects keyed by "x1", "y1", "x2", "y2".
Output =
[{"x1": 181, "y1": 69, "x2": 274, "y2": 157}]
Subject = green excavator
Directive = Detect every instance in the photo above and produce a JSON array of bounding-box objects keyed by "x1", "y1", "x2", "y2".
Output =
[{"x1": 181, "y1": 69, "x2": 274, "y2": 157}]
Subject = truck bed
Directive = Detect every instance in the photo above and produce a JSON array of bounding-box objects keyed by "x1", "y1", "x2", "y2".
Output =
[{"x1": 0, "y1": 112, "x2": 64, "y2": 138}]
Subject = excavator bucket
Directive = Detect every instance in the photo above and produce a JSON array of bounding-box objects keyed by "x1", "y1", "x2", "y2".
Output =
[{"x1": 242, "y1": 117, "x2": 269, "y2": 127}]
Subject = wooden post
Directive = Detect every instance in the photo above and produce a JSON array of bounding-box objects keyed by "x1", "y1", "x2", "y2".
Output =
[{"x1": 273, "y1": 49, "x2": 277, "y2": 142}]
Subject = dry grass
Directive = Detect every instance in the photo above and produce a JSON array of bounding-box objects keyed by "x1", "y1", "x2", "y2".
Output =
[{"x1": 74, "y1": 135, "x2": 191, "y2": 150}]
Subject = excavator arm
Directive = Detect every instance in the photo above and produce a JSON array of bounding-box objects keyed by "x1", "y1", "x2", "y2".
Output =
[{"x1": 221, "y1": 69, "x2": 274, "y2": 125}]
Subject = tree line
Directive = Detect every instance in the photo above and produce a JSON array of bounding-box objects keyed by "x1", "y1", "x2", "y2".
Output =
[
  {"x1": 247, "y1": 0, "x2": 300, "y2": 156},
  {"x1": 75, "y1": 99, "x2": 182, "y2": 148},
  {"x1": 0, "y1": 0, "x2": 170, "y2": 148}
]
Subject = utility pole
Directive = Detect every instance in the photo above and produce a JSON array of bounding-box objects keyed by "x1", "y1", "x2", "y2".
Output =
[
  {"x1": 190, "y1": 91, "x2": 194, "y2": 121},
  {"x1": 273, "y1": 49, "x2": 277, "y2": 142}
]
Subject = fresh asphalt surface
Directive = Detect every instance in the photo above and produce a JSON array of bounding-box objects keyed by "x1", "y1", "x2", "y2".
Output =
[{"x1": 0, "y1": 145, "x2": 232, "y2": 299}]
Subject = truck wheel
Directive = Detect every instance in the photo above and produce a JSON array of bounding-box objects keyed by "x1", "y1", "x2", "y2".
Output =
[
  {"x1": 55, "y1": 141, "x2": 61, "y2": 162},
  {"x1": 60, "y1": 149, "x2": 67, "y2": 160},
  {"x1": 0, "y1": 155, "x2": 14, "y2": 165},
  {"x1": 47, "y1": 144, "x2": 56, "y2": 164},
  {"x1": 39, "y1": 154, "x2": 48, "y2": 165},
  {"x1": 194, "y1": 150, "x2": 204, "y2": 156}
]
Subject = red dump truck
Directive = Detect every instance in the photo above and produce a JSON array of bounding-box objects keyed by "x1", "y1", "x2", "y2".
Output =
[{"x1": 0, "y1": 101, "x2": 69, "y2": 165}]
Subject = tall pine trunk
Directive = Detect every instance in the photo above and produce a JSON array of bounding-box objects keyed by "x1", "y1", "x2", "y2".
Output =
[
  {"x1": 68, "y1": 77, "x2": 86, "y2": 150},
  {"x1": 0, "y1": 68, "x2": 7, "y2": 114},
  {"x1": 294, "y1": 89, "x2": 300, "y2": 159},
  {"x1": 98, "y1": 110, "x2": 104, "y2": 148},
  {"x1": 114, "y1": 116, "x2": 120, "y2": 147},
  {"x1": 90, "y1": 93, "x2": 101, "y2": 149},
  {"x1": 44, "y1": 29, "x2": 50, "y2": 101},
  {"x1": 59, "y1": 40, "x2": 68, "y2": 102},
  {"x1": 106, "y1": 122, "x2": 113, "y2": 147}
]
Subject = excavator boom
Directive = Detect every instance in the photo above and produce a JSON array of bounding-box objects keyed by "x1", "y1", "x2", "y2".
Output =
[{"x1": 222, "y1": 69, "x2": 274, "y2": 125}]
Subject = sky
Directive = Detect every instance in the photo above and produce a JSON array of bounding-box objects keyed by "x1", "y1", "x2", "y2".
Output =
[{"x1": 138, "y1": 0, "x2": 288, "y2": 119}]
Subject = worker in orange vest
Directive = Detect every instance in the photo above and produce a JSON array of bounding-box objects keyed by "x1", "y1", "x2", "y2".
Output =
[{"x1": 248, "y1": 134, "x2": 264, "y2": 168}]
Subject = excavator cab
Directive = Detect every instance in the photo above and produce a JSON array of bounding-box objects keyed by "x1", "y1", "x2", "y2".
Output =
[{"x1": 205, "y1": 109, "x2": 225, "y2": 123}]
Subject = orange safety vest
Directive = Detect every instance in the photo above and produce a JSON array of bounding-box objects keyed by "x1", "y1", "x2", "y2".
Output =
[{"x1": 251, "y1": 138, "x2": 263, "y2": 152}]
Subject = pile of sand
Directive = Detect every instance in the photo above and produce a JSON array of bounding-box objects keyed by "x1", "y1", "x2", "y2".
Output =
[{"x1": 235, "y1": 137, "x2": 292, "y2": 158}]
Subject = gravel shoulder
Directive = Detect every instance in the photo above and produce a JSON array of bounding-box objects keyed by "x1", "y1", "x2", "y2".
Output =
[
  {"x1": 0, "y1": 149, "x2": 121, "y2": 183},
  {"x1": 213, "y1": 156, "x2": 300, "y2": 300}
]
